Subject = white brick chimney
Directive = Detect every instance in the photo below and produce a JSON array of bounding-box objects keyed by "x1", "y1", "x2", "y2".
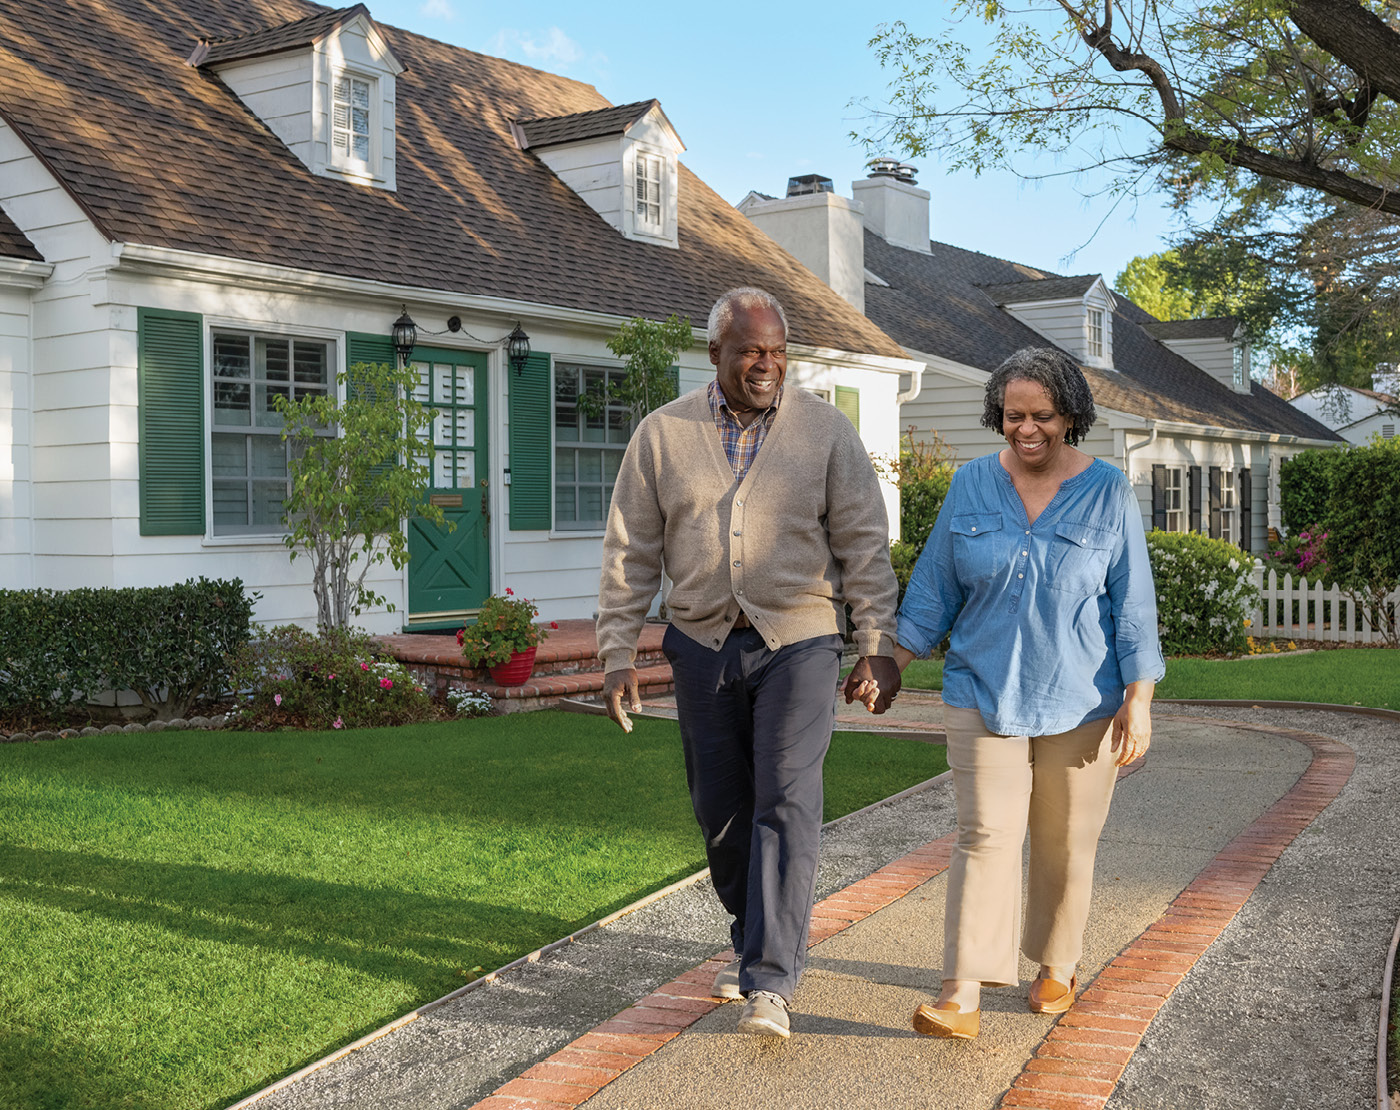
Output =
[
  {"x1": 738, "y1": 175, "x2": 866, "y2": 313},
  {"x1": 851, "y1": 160, "x2": 930, "y2": 254}
]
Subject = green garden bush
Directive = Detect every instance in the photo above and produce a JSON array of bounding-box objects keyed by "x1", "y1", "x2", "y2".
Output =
[
  {"x1": 227, "y1": 625, "x2": 443, "y2": 730},
  {"x1": 879, "y1": 430, "x2": 955, "y2": 606},
  {"x1": 1146, "y1": 530, "x2": 1259, "y2": 656},
  {"x1": 0, "y1": 578, "x2": 255, "y2": 726}
]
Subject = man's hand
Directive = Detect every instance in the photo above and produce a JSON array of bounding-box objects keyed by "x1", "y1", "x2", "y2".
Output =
[
  {"x1": 842, "y1": 654, "x2": 903, "y2": 714},
  {"x1": 604, "y1": 668, "x2": 642, "y2": 733}
]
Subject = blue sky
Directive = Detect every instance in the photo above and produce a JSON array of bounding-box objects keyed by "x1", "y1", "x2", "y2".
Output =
[{"x1": 373, "y1": 0, "x2": 1181, "y2": 284}]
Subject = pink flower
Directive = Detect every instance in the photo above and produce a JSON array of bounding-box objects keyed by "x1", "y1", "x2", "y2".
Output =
[
  {"x1": 274, "y1": 693, "x2": 282, "y2": 706},
  {"x1": 505, "y1": 587, "x2": 514, "y2": 595},
  {"x1": 456, "y1": 628, "x2": 465, "y2": 647},
  {"x1": 550, "y1": 621, "x2": 559, "y2": 629},
  {"x1": 361, "y1": 662, "x2": 370, "y2": 671},
  {"x1": 333, "y1": 717, "x2": 343, "y2": 729},
  {"x1": 328, "y1": 673, "x2": 335, "y2": 680},
  {"x1": 380, "y1": 677, "x2": 394, "y2": 690}
]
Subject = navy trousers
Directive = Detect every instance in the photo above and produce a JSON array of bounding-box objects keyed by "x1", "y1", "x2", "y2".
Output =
[{"x1": 663, "y1": 624, "x2": 844, "y2": 1002}]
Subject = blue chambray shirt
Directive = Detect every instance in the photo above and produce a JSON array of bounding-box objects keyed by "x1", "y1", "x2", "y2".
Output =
[{"x1": 897, "y1": 453, "x2": 1166, "y2": 737}]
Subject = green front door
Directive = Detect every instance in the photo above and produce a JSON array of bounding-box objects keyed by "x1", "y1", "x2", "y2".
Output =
[{"x1": 407, "y1": 349, "x2": 490, "y2": 627}]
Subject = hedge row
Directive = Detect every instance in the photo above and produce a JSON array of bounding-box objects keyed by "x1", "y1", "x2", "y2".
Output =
[{"x1": 0, "y1": 578, "x2": 256, "y2": 724}]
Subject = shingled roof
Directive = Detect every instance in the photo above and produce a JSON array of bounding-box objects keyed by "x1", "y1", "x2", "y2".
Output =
[
  {"x1": 189, "y1": 4, "x2": 376, "y2": 66},
  {"x1": 0, "y1": 0, "x2": 904, "y2": 359},
  {"x1": 863, "y1": 233, "x2": 1340, "y2": 441},
  {"x1": 517, "y1": 100, "x2": 671, "y2": 150},
  {"x1": 1142, "y1": 318, "x2": 1242, "y2": 341},
  {"x1": 978, "y1": 274, "x2": 1101, "y2": 305},
  {"x1": 0, "y1": 206, "x2": 41, "y2": 261}
]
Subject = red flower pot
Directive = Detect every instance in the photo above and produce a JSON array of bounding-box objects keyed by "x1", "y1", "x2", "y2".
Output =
[{"x1": 489, "y1": 646, "x2": 537, "y2": 687}]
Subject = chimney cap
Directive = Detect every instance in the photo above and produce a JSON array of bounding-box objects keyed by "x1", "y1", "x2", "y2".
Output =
[
  {"x1": 866, "y1": 158, "x2": 919, "y2": 185},
  {"x1": 786, "y1": 173, "x2": 834, "y2": 197}
]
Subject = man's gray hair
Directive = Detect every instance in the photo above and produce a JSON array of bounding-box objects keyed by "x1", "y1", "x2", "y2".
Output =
[{"x1": 707, "y1": 287, "x2": 788, "y2": 345}]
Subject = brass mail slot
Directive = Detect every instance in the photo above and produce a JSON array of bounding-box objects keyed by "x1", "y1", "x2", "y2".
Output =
[{"x1": 429, "y1": 493, "x2": 463, "y2": 507}]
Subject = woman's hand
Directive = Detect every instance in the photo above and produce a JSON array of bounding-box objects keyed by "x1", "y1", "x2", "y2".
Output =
[{"x1": 1111, "y1": 680, "x2": 1155, "y2": 766}]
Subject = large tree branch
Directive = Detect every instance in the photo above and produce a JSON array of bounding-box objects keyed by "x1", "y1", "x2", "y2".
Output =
[{"x1": 1288, "y1": 0, "x2": 1400, "y2": 102}]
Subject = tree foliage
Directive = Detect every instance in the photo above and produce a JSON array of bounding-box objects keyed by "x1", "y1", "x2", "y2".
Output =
[
  {"x1": 863, "y1": 0, "x2": 1400, "y2": 214},
  {"x1": 276, "y1": 360, "x2": 443, "y2": 632},
  {"x1": 877, "y1": 429, "x2": 956, "y2": 606},
  {"x1": 580, "y1": 314, "x2": 694, "y2": 422}
]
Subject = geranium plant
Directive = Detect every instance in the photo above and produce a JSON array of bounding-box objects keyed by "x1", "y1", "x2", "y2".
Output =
[{"x1": 457, "y1": 588, "x2": 555, "y2": 667}]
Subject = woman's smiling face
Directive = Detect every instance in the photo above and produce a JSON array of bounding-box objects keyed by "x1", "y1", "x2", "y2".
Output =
[{"x1": 1001, "y1": 377, "x2": 1071, "y2": 471}]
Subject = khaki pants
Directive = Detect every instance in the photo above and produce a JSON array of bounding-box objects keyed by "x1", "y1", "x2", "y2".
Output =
[{"x1": 942, "y1": 705, "x2": 1119, "y2": 986}]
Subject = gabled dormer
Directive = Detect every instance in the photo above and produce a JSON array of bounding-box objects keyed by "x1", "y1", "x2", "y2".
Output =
[
  {"x1": 513, "y1": 100, "x2": 684, "y2": 249},
  {"x1": 978, "y1": 274, "x2": 1116, "y2": 371},
  {"x1": 189, "y1": 4, "x2": 404, "y2": 191},
  {"x1": 1143, "y1": 318, "x2": 1252, "y2": 394}
]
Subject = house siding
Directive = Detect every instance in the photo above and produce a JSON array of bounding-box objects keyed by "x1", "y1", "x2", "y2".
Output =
[
  {"x1": 213, "y1": 52, "x2": 316, "y2": 161},
  {"x1": 0, "y1": 284, "x2": 31, "y2": 587}
]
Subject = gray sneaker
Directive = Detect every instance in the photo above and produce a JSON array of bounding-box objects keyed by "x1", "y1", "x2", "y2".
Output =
[
  {"x1": 712, "y1": 957, "x2": 742, "y2": 1001},
  {"x1": 737, "y1": 990, "x2": 790, "y2": 1038}
]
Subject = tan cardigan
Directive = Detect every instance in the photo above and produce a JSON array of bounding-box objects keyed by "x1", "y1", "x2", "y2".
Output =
[{"x1": 597, "y1": 386, "x2": 898, "y2": 673}]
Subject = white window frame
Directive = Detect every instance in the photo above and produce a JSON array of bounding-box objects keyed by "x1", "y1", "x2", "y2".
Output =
[
  {"x1": 634, "y1": 151, "x2": 664, "y2": 232},
  {"x1": 205, "y1": 322, "x2": 339, "y2": 541},
  {"x1": 331, "y1": 70, "x2": 374, "y2": 171},
  {"x1": 1232, "y1": 344, "x2": 1245, "y2": 388},
  {"x1": 1163, "y1": 466, "x2": 1184, "y2": 532},
  {"x1": 1219, "y1": 469, "x2": 1237, "y2": 544},
  {"x1": 553, "y1": 363, "x2": 632, "y2": 533},
  {"x1": 1087, "y1": 307, "x2": 1105, "y2": 360}
]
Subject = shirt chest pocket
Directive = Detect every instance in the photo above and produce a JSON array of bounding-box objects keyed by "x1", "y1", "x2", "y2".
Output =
[
  {"x1": 1046, "y1": 522, "x2": 1116, "y2": 596},
  {"x1": 950, "y1": 513, "x2": 1007, "y2": 585}
]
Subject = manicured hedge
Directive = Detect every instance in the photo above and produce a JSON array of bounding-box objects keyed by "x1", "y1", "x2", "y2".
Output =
[
  {"x1": 0, "y1": 578, "x2": 256, "y2": 724},
  {"x1": 1146, "y1": 530, "x2": 1259, "y2": 656}
]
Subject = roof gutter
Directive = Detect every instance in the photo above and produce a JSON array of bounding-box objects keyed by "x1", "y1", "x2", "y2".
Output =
[
  {"x1": 896, "y1": 360, "x2": 924, "y2": 406},
  {"x1": 1122, "y1": 420, "x2": 1157, "y2": 478}
]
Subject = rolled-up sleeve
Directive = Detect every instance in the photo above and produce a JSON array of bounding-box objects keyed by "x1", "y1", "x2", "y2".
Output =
[
  {"x1": 1105, "y1": 483, "x2": 1166, "y2": 685},
  {"x1": 895, "y1": 478, "x2": 966, "y2": 658}
]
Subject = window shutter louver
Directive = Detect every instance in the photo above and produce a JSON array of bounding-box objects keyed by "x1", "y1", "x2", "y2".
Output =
[
  {"x1": 139, "y1": 308, "x2": 205, "y2": 535},
  {"x1": 1189, "y1": 466, "x2": 1203, "y2": 533},
  {"x1": 1209, "y1": 466, "x2": 1222, "y2": 538},
  {"x1": 509, "y1": 352, "x2": 552, "y2": 530},
  {"x1": 346, "y1": 332, "x2": 397, "y2": 395},
  {"x1": 1151, "y1": 464, "x2": 1166, "y2": 531},
  {"x1": 1239, "y1": 467, "x2": 1252, "y2": 552},
  {"x1": 834, "y1": 385, "x2": 860, "y2": 432}
]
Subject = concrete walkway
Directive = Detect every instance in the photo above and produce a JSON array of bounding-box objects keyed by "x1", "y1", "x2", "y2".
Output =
[{"x1": 243, "y1": 697, "x2": 1400, "y2": 1110}]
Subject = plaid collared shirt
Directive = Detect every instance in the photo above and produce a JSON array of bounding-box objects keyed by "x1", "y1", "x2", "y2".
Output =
[{"x1": 708, "y1": 379, "x2": 782, "y2": 481}]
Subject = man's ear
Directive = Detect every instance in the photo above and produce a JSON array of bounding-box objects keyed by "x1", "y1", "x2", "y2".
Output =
[{"x1": 708, "y1": 342, "x2": 721, "y2": 367}]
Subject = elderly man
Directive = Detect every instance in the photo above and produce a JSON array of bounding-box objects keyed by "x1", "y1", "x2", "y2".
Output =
[{"x1": 596, "y1": 287, "x2": 901, "y2": 1039}]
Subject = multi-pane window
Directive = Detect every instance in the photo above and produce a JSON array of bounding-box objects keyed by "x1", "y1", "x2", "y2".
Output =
[
  {"x1": 211, "y1": 332, "x2": 331, "y2": 535},
  {"x1": 1087, "y1": 307, "x2": 1105, "y2": 359},
  {"x1": 412, "y1": 360, "x2": 475, "y2": 490},
  {"x1": 1232, "y1": 343, "x2": 1245, "y2": 388},
  {"x1": 1219, "y1": 469, "x2": 1237, "y2": 543},
  {"x1": 635, "y1": 152, "x2": 663, "y2": 230},
  {"x1": 1163, "y1": 467, "x2": 1184, "y2": 531},
  {"x1": 333, "y1": 73, "x2": 371, "y2": 164},
  {"x1": 554, "y1": 364, "x2": 630, "y2": 530}
]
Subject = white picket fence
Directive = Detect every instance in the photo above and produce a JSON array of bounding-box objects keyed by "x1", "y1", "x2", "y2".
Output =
[{"x1": 1251, "y1": 567, "x2": 1399, "y2": 644}]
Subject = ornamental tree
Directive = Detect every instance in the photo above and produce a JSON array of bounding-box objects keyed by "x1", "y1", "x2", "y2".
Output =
[
  {"x1": 276, "y1": 360, "x2": 445, "y2": 632},
  {"x1": 579, "y1": 314, "x2": 694, "y2": 422}
]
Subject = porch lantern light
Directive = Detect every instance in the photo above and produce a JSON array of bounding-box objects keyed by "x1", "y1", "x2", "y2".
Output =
[
  {"x1": 391, "y1": 306, "x2": 418, "y2": 367},
  {"x1": 505, "y1": 322, "x2": 531, "y2": 376}
]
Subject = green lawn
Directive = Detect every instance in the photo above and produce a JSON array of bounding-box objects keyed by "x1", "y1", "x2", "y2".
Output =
[
  {"x1": 902, "y1": 649, "x2": 1395, "y2": 711},
  {"x1": 0, "y1": 712, "x2": 945, "y2": 1110}
]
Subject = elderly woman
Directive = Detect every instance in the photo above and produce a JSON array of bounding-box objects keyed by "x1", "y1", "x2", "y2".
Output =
[{"x1": 890, "y1": 347, "x2": 1165, "y2": 1039}]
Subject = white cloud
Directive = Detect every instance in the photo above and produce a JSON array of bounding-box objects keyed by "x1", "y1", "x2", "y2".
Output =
[
  {"x1": 489, "y1": 26, "x2": 586, "y2": 68},
  {"x1": 420, "y1": 0, "x2": 454, "y2": 19}
]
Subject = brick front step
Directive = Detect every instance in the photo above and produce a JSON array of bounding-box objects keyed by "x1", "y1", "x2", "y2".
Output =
[{"x1": 380, "y1": 619, "x2": 671, "y2": 714}]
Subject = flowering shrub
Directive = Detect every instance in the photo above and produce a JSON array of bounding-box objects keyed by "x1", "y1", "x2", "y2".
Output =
[
  {"x1": 1263, "y1": 526, "x2": 1334, "y2": 585},
  {"x1": 228, "y1": 625, "x2": 440, "y2": 729},
  {"x1": 1146, "y1": 530, "x2": 1260, "y2": 656},
  {"x1": 446, "y1": 688, "x2": 494, "y2": 718},
  {"x1": 458, "y1": 589, "x2": 557, "y2": 667}
]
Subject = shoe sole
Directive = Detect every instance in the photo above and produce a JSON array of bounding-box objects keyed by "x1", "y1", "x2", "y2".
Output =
[
  {"x1": 737, "y1": 1016, "x2": 790, "y2": 1039},
  {"x1": 911, "y1": 1007, "x2": 978, "y2": 1039},
  {"x1": 714, "y1": 984, "x2": 743, "y2": 1001}
]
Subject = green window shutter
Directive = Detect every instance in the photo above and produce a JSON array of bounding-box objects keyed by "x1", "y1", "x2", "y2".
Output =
[
  {"x1": 138, "y1": 307, "x2": 204, "y2": 536},
  {"x1": 347, "y1": 332, "x2": 398, "y2": 396},
  {"x1": 834, "y1": 385, "x2": 860, "y2": 432},
  {"x1": 509, "y1": 352, "x2": 552, "y2": 530}
]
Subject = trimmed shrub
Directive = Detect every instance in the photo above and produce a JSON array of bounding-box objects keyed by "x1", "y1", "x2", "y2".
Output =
[
  {"x1": 227, "y1": 625, "x2": 442, "y2": 730},
  {"x1": 0, "y1": 578, "x2": 255, "y2": 725},
  {"x1": 1279, "y1": 449, "x2": 1335, "y2": 534},
  {"x1": 878, "y1": 430, "x2": 955, "y2": 606},
  {"x1": 1146, "y1": 530, "x2": 1259, "y2": 656}
]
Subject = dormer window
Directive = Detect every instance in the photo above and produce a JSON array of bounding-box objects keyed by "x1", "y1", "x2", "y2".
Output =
[
  {"x1": 333, "y1": 73, "x2": 373, "y2": 166},
  {"x1": 635, "y1": 152, "x2": 664, "y2": 231},
  {"x1": 515, "y1": 99, "x2": 685, "y2": 249},
  {"x1": 1087, "y1": 307, "x2": 1105, "y2": 360}
]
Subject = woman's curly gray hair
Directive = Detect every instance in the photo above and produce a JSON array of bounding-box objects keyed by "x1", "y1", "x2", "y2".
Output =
[
  {"x1": 980, "y1": 347, "x2": 1097, "y2": 446},
  {"x1": 707, "y1": 287, "x2": 788, "y2": 345}
]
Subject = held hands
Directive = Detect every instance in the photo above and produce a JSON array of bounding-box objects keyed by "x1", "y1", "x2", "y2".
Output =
[
  {"x1": 604, "y1": 668, "x2": 642, "y2": 733},
  {"x1": 842, "y1": 654, "x2": 903, "y2": 714}
]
